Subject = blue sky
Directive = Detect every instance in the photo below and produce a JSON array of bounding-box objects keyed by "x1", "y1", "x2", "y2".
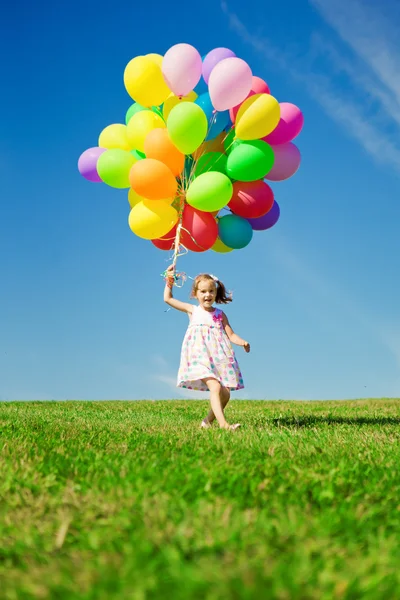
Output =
[{"x1": 1, "y1": 0, "x2": 400, "y2": 400}]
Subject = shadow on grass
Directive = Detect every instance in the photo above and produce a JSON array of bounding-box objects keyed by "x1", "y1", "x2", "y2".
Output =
[{"x1": 270, "y1": 415, "x2": 400, "y2": 428}]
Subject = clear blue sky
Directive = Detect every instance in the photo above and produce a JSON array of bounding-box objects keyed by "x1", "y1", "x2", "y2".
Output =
[{"x1": 1, "y1": 0, "x2": 400, "y2": 400}]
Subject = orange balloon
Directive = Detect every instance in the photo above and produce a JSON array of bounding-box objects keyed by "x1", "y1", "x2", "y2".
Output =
[
  {"x1": 192, "y1": 131, "x2": 226, "y2": 160},
  {"x1": 129, "y1": 158, "x2": 178, "y2": 200},
  {"x1": 144, "y1": 129, "x2": 185, "y2": 177}
]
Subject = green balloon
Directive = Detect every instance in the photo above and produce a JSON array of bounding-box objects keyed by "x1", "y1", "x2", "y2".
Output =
[
  {"x1": 125, "y1": 103, "x2": 147, "y2": 125},
  {"x1": 167, "y1": 103, "x2": 208, "y2": 155},
  {"x1": 186, "y1": 172, "x2": 233, "y2": 212},
  {"x1": 223, "y1": 129, "x2": 243, "y2": 154},
  {"x1": 131, "y1": 149, "x2": 146, "y2": 160},
  {"x1": 194, "y1": 152, "x2": 228, "y2": 177},
  {"x1": 226, "y1": 140, "x2": 274, "y2": 182},
  {"x1": 97, "y1": 149, "x2": 136, "y2": 188}
]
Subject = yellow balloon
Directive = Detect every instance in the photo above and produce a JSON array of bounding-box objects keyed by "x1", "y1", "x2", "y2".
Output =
[
  {"x1": 128, "y1": 200, "x2": 178, "y2": 240},
  {"x1": 128, "y1": 188, "x2": 174, "y2": 209},
  {"x1": 211, "y1": 237, "x2": 234, "y2": 253},
  {"x1": 126, "y1": 111, "x2": 166, "y2": 152},
  {"x1": 235, "y1": 94, "x2": 281, "y2": 140},
  {"x1": 163, "y1": 91, "x2": 198, "y2": 121},
  {"x1": 124, "y1": 56, "x2": 170, "y2": 107},
  {"x1": 98, "y1": 124, "x2": 132, "y2": 151},
  {"x1": 146, "y1": 53, "x2": 163, "y2": 67}
]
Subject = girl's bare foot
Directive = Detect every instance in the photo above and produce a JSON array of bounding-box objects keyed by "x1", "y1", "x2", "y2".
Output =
[
  {"x1": 201, "y1": 419, "x2": 212, "y2": 429},
  {"x1": 220, "y1": 423, "x2": 241, "y2": 431}
]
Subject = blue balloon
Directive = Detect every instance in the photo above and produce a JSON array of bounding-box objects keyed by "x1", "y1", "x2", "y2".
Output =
[
  {"x1": 218, "y1": 214, "x2": 253, "y2": 249},
  {"x1": 195, "y1": 92, "x2": 230, "y2": 141},
  {"x1": 194, "y1": 78, "x2": 208, "y2": 96},
  {"x1": 194, "y1": 55, "x2": 209, "y2": 96}
]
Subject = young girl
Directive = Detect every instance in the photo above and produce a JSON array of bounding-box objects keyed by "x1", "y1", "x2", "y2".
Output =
[{"x1": 164, "y1": 265, "x2": 250, "y2": 431}]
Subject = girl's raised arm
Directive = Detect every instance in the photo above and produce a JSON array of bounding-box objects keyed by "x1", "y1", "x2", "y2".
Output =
[{"x1": 163, "y1": 266, "x2": 193, "y2": 315}]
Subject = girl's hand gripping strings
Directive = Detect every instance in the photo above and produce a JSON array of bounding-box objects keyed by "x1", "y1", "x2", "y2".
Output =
[{"x1": 165, "y1": 264, "x2": 175, "y2": 289}]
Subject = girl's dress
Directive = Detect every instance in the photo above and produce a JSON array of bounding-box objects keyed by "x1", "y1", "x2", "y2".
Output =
[{"x1": 177, "y1": 305, "x2": 244, "y2": 392}]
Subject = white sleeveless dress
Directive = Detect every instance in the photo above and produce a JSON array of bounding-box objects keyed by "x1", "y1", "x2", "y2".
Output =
[{"x1": 177, "y1": 305, "x2": 244, "y2": 392}]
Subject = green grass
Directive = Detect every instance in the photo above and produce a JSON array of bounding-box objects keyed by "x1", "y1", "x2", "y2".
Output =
[{"x1": 1, "y1": 399, "x2": 400, "y2": 599}]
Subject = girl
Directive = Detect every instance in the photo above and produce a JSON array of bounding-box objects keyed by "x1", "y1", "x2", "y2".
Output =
[{"x1": 164, "y1": 265, "x2": 250, "y2": 431}]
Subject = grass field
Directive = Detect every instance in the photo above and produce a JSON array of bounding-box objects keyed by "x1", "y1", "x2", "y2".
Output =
[{"x1": 1, "y1": 399, "x2": 400, "y2": 599}]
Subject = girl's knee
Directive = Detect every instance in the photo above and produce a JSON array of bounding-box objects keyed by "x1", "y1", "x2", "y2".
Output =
[{"x1": 203, "y1": 377, "x2": 222, "y2": 392}]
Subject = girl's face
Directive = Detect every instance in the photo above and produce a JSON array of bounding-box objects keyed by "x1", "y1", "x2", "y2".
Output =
[{"x1": 195, "y1": 279, "x2": 217, "y2": 310}]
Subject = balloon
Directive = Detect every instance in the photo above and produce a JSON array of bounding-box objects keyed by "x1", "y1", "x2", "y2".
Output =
[
  {"x1": 125, "y1": 103, "x2": 148, "y2": 125},
  {"x1": 163, "y1": 91, "x2": 197, "y2": 121},
  {"x1": 193, "y1": 131, "x2": 226, "y2": 160},
  {"x1": 151, "y1": 223, "x2": 178, "y2": 250},
  {"x1": 226, "y1": 140, "x2": 274, "y2": 181},
  {"x1": 146, "y1": 53, "x2": 163, "y2": 67},
  {"x1": 167, "y1": 102, "x2": 208, "y2": 154},
  {"x1": 218, "y1": 214, "x2": 253, "y2": 249},
  {"x1": 247, "y1": 201, "x2": 280, "y2": 230},
  {"x1": 131, "y1": 149, "x2": 146, "y2": 161},
  {"x1": 186, "y1": 172, "x2": 233, "y2": 212},
  {"x1": 181, "y1": 205, "x2": 218, "y2": 251},
  {"x1": 144, "y1": 128, "x2": 184, "y2": 177},
  {"x1": 251, "y1": 76, "x2": 270, "y2": 95},
  {"x1": 228, "y1": 180, "x2": 274, "y2": 218},
  {"x1": 229, "y1": 76, "x2": 271, "y2": 123},
  {"x1": 235, "y1": 94, "x2": 280, "y2": 140},
  {"x1": 98, "y1": 124, "x2": 131, "y2": 151},
  {"x1": 223, "y1": 128, "x2": 242, "y2": 154},
  {"x1": 128, "y1": 187, "x2": 173, "y2": 209},
  {"x1": 127, "y1": 111, "x2": 166, "y2": 152},
  {"x1": 78, "y1": 147, "x2": 106, "y2": 182},
  {"x1": 97, "y1": 149, "x2": 137, "y2": 188},
  {"x1": 128, "y1": 200, "x2": 178, "y2": 239},
  {"x1": 211, "y1": 237, "x2": 234, "y2": 253},
  {"x1": 265, "y1": 143, "x2": 301, "y2": 181},
  {"x1": 162, "y1": 43, "x2": 202, "y2": 97},
  {"x1": 195, "y1": 92, "x2": 230, "y2": 140},
  {"x1": 194, "y1": 152, "x2": 227, "y2": 176},
  {"x1": 124, "y1": 56, "x2": 170, "y2": 107},
  {"x1": 263, "y1": 103, "x2": 304, "y2": 145},
  {"x1": 129, "y1": 158, "x2": 177, "y2": 200},
  {"x1": 208, "y1": 57, "x2": 252, "y2": 111},
  {"x1": 202, "y1": 48, "x2": 236, "y2": 84}
]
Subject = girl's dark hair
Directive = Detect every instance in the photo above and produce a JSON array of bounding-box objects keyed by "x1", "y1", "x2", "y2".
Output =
[{"x1": 191, "y1": 274, "x2": 232, "y2": 304}]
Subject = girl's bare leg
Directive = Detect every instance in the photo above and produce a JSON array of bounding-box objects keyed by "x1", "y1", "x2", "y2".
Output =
[
  {"x1": 201, "y1": 380, "x2": 239, "y2": 430},
  {"x1": 203, "y1": 386, "x2": 230, "y2": 425}
]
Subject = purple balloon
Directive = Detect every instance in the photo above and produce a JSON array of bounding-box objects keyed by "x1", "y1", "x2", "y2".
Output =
[
  {"x1": 202, "y1": 47, "x2": 236, "y2": 84},
  {"x1": 78, "y1": 147, "x2": 106, "y2": 182},
  {"x1": 246, "y1": 201, "x2": 280, "y2": 230}
]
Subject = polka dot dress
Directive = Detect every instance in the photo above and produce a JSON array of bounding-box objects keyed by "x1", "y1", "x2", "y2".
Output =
[{"x1": 177, "y1": 305, "x2": 244, "y2": 392}]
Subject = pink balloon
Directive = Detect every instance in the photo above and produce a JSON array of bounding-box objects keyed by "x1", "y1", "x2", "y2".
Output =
[
  {"x1": 265, "y1": 143, "x2": 301, "y2": 181},
  {"x1": 251, "y1": 76, "x2": 270, "y2": 95},
  {"x1": 229, "y1": 76, "x2": 270, "y2": 123},
  {"x1": 162, "y1": 43, "x2": 202, "y2": 96},
  {"x1": 208, "y1": 57, "x2": 253, "y2": 112},
  {"x1": 263, "y1": 103, "x2": 304, "y2": 145}
]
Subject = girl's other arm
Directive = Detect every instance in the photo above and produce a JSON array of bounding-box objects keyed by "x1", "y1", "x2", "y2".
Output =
[
  {"x1": 164, "y1": 266, "x2": 193, "y2": 314},
  {"x1": 222, "y1": 313, "x2": 250, "y2": 353}
]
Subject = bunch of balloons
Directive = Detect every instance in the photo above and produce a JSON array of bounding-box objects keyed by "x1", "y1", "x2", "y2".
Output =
[{"x1": 78, "y1": 43, "x2": 303, "y2": 255}]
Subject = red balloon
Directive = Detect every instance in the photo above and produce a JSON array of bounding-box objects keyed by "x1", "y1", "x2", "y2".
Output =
[
  {"x1": 229, "y1": 76, "x2": 271, "y2": 123},
  {"x1": 251, "y1": 76, "x2": 270, "y2": 95},
  {"x1": 181, "y1": 205, "x2": 218, "y2": 252},
  {"x1": 152, "y1": 223, "x2": 177, "y2": 251},
  {"x1": 228, "y1": 180, "x2": 274, "y2": 219}
]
